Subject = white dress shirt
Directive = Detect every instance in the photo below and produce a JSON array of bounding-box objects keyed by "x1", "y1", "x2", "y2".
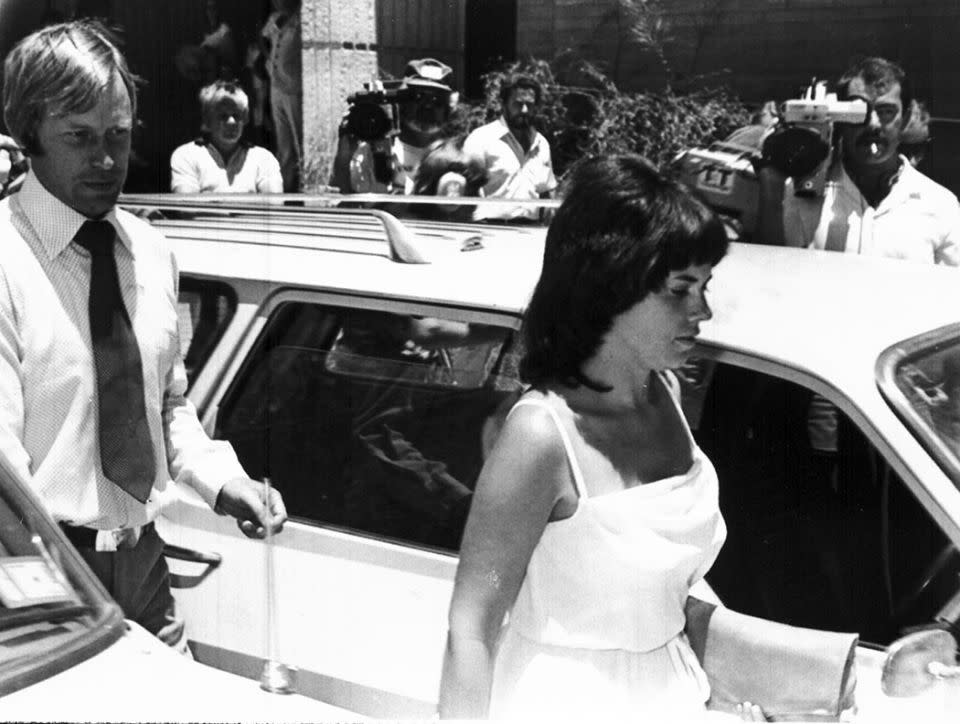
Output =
[
  {"x1": 463, "y1": 117, "x2": 557, "y2": 221},
  {"x1": 783, "y1": 156, "x2": 960, "y2": 265},
  {"x1": 0, "y1": 172, "x2": 247, "y2": 529}
]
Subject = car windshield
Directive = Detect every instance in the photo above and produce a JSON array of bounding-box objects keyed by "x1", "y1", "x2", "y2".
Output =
[
  {"x1": 0, "y1": 454, "x2": 123, "y2": 697},
  {"x1": 878, "y1": 324, "x2": 960, "y2": 488}
]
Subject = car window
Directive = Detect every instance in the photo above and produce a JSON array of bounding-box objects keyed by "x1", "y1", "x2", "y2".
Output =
[
  {"x1": 0, "y1": 456, "x2": 123, "y2": 696},
  {"x1": 680, "y1": 358, "x2": 959, "y2": 647},
  {"x1": 177, "y1": 278, "x2": 237, "y2": 388},
  {"x1": 877, "y1": 326, "x2": 960, "y2": 487},
  {"x1": 215, "y1": 301, "x2": 523, "y2": 552}
]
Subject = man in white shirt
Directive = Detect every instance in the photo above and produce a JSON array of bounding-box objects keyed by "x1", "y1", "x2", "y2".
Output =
[
  {"x1": 756, "y1": 57, "x2": 959, "y2": 265},
  {"x1": 463, "y1": 74, "x2": 557, "y2": 222},
  {"x1": 170, "y1": 80, "x2": 283, "y2": 194},
  {"x1": 0, "y1": 20, "x2": 286, "y2": 651}
]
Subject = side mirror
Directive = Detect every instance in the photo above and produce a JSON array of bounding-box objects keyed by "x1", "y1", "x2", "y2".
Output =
[{"x1": 881, "y1": 629, "x2": 960, "y2": 697}]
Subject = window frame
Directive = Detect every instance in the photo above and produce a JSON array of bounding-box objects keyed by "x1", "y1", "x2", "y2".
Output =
[
  {"x1": 687, "y1": 342, "x2": 959, "y2": 643},
  {"x1": 876, "y1": 322, "x2": 960, "y2": 490},
  {"x1": 176, "y1": 276, "x2": 239, "y2": 391},
  {"x1": 209, "y1": 287, "x2": 523, "y2": 549}
]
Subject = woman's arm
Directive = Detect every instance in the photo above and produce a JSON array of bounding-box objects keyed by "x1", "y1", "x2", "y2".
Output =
[{"x1": 438, "y1": 403, "x2": 569, "y2": 719}]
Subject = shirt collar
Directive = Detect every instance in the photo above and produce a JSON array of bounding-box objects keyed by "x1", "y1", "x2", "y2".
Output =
[
  {"x1": 495, "y1": 116, "x2": 542, "y2": 154},
  {"x1": 16, "y1": 171, "x2": 128, "y2": 259}
]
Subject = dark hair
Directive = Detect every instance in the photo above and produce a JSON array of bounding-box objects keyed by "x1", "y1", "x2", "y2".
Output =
[
  {"x1": 413, "y1": 135, "x2": 487, "y2": 195},
  {"x1": 520, "y1": 154, "x2": 728, "y2": 390},
  {"x1": 837, "y1": 57, "x2": 913, "y2": 121},
  {"x1": 2, "y1": 20, "x2": 140, "y2": 156},
  {"x1": 499, "y1": 74, "x2": 542, "y2": 108},
  {"x1": 411, "y1": 135, "x2": 488, "y2": 221}
]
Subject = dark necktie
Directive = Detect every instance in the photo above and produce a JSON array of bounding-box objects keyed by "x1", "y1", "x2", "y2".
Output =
[{"x1": 74, "y1": 220, "x2": 156, "y2": 503}]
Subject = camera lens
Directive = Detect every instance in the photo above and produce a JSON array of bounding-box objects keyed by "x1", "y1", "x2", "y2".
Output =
[{"x1": 346, "y1": 103, "x2": 394, "y2": 141}]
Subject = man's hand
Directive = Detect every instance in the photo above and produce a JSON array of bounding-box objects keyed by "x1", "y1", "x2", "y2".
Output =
[{"x1": 215, "y1": 477, "x2": 288, "y2": 538}]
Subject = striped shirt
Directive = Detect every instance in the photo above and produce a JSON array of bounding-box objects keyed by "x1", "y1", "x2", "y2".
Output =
[{"x1": 0, "y1": 172, "x2": 246, "y2": 529}]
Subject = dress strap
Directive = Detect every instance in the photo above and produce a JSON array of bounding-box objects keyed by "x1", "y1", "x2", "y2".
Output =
[
  {"x1": 508, "y1": 398, "x2": 588, "y2": 499},
  {"x1": 658, "y1": 370, "x2": 697, "y2": 452}
]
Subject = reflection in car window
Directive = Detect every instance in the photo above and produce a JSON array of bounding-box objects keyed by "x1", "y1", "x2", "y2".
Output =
[
  {"x1": 680, "y1": 359, "x2": 959, "y2": 646},
  {"x1": 176, "y1": 277, "x2": 237, "y2": 388},
  {"x1": 886, "y1": 334, "x2": 960, "y2": 476},
  {"x1": 215, "y1": 302, "x2": 523, "y2": 552}
]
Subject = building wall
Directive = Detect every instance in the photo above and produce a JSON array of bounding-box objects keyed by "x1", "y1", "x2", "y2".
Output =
[
  {"x1": 301, "y1": 0, "x2": 379, "y2": 189},
  {"x1": 376, "y1": 0, "x2": 466, "y2": 86}
]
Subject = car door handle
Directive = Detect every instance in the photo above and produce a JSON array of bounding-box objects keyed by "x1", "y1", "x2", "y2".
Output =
[{"x1": 163, "y1": 543, "x2": 222, "y2": 588}]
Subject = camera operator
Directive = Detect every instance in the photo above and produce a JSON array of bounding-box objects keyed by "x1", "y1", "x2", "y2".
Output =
[
  {"x1": 755, "y1": 57, "x2": 958, "y2": 266},
  {"x1": 330, "y1": 58, "x2": 455, "y2": 195}
]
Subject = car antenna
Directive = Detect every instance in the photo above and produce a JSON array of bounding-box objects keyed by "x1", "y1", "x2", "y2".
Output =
[{"x1": 259, "y1": 475, "x2": 297, "y2": 694}]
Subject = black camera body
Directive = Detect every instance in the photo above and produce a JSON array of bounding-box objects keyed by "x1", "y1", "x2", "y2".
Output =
[
  {"x1": 345, "y1": 77, "x2": 453, "y2": 144},
  {"x1": 344, "y1": 80, "x2": 411, "y2": 142}
]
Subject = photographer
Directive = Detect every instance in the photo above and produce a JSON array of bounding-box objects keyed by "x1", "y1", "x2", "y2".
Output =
[
  {"x1": 331, "y1": 58, "x2": 455, "y2": 195},
  {"x1": 756, "y1": 57, "x2": 958, "y2": 265}
]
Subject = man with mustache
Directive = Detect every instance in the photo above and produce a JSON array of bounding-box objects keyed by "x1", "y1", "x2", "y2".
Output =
[
  {"x1": 464, "y1": 74, "x2": 557, "y2": 222},
  {"x1": 756, "y1": 57, "x2": 958, "y2": 265},
  {"x1": 0, "y1": 20, "x2": 286, "y2": 651}
]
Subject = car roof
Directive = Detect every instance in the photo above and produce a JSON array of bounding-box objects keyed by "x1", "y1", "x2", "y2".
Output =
[
  {"x1": 141, "y1": 204, "x2": 549, "y2": 315},
  {"x1": 128, "y1": 199, "x2": 959, "y2": 386},
  {"x1": 702, "y1": 243, "x2": 960, "y2": 383}
]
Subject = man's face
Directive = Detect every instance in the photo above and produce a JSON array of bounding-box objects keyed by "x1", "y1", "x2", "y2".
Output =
[
  {"x1": 505, "y1": 87, "x2": 537, "y2": 131},
  {"x1": 838, "y1": 77, "x2": 904, "y2": 171},
  {"x1": 206, "y1": 99, "x2": 245, "y2": 154},
  {"x1": 30, "y1": 74, "x2": 132, "y2": 218},
  {"x1": 400, "y1": 88, "x2": 449, "y2": 143}
]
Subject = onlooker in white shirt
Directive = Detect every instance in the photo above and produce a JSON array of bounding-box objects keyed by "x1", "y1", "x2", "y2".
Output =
[
  {"x1": 463, "y1": 74, "x2": 557, "y2": 222},
  {"x1": 170, "y1": 79, "x2": 282, "y2": 194}
]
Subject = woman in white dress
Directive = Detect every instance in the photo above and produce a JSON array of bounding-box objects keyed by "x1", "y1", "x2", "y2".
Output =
[{"x1": 439, "y1": 155, "x2": 762, "y2": 721}]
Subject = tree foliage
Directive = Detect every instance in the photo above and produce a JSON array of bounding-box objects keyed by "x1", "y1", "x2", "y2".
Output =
[{"x1": 449, "y1": 56, "x2": 751, "y2": 179}]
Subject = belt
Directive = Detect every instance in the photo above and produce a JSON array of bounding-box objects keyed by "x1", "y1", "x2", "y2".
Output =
[{"x1": 58, "y1": 522, "x2": 152, "y2": 550}]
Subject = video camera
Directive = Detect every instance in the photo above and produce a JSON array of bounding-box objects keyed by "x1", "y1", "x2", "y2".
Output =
[
  {"x1": 344, "y1": 78, "x2": 453, "y2": 143},
  {"x1": 344, "y1": 79, "x2": 408, "y2": 142},
  {"x1": 673, "y1": 81, "x2": 868, "y2": 236},
  {"x1": 766, "y1": 81, "x2": 868, "y2": 194}
]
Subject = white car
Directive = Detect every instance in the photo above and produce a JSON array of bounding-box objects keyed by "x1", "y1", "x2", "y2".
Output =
[
  {"x1": 0, "y1": 444, "x2": 359, "y2": 722},
  {"x1": 121, "y1": 193, "x2": 960, "y2": 720}
]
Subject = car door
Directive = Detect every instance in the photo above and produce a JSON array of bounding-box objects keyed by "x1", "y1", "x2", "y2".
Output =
[
  {"x1": 677, "y1": 353, "x2": 960, "y2": 645},
  {"x1": 166, "y1": 277, "x2": 960, "y2": 718},
  {"x1": 159, "y1": 284, "x2": 523, "y2": 717}
]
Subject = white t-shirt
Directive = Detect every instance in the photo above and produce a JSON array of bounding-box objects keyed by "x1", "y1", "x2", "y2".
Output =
[
  {"x1": 170, "y1": 140, "x2": 283, "y2": 194},
  {"x1": 783, "y1": 157, "x2": 960, "y2": 266}
]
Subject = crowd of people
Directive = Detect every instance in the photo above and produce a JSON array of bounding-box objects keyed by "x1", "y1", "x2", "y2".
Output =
[
  {"x1": 329, "y1": 57, "x2": 557, "y2": 223},
  {"x1": 0, "y1": 12, "x2": 958, "y2": 724}
]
